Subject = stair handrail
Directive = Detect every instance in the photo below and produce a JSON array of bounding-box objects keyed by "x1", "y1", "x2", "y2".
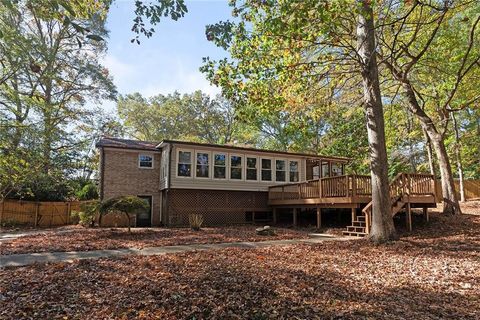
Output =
[{"x1": 362, "y1": 173, "x2": 409, "y2": 233}]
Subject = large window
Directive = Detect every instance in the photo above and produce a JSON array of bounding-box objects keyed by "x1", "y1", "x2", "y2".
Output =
[
  {"x1": 138, "y1": 154, "x2": 153, "y2": 168},
  {"x1": 276, "y1": 159, "x2": 286, "y2": 182},
  {"x1": 246, "y1": 157, "x2": 258, "y2": 181},
  {"x1": 261, "y1": 158, "x2": 272, "y2": 181},
  {"x1": 289, "y1": 160, "x2": 299, "y2": 182},
  {"x1": 230, "y1": 155, "x2": 243, "y2": 180},
  {"x1": 214, "y1": 153, "x2": 226, "y2": 179},
  {"x1": 177, "y1": 150, "x2": 192, "y2": 177},
  {"x1": 196, "y1": 152, "x2": 210, "y2": 178}
]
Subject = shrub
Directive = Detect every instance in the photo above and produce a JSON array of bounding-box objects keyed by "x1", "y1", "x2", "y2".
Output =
[
  {"x1": 76, "y1": 183, "x2": 99, "y2": 201},
  {"x1": 72, "y1": 201, "x2": 100, "y2": 227},
  {"x1": 99, "y1": 195, "x2": 149, "y2": 233},
  {"x1": 189, "y1": 213, "x2": 204, "y2": 231}
]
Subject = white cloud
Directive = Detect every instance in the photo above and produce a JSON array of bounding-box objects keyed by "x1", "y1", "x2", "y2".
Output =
[
  {"x1": 101, "y1": 54, "x2": 135, "y2": 81},
  {"x1": 103, "y1": 52, "x2": 221, "y2": 98}
]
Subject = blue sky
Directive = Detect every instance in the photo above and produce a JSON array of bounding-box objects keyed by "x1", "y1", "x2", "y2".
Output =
[{"x1": 101, "y1": 0, "x2": 231, "y2": 109}]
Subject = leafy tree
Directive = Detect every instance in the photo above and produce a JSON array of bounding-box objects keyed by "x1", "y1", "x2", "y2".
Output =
[
  {"x1": 117, "y1": 91, "x2": 259, "y2": 145},
  {"x1": 201, "y1": 0, "x2": 398, "y2": 242},
  {"x1": 99, "y1": 195, "x2": 149, "y2": 233},
  {"x1": 377, "y1": 0, "x2": 480, "y2": 214},
  {"x1": 0, "y1": 2, "x2": 116, "y2": 200},
  {"x1": 75, "y1": 181, "x2": 99, "y2": 201}
]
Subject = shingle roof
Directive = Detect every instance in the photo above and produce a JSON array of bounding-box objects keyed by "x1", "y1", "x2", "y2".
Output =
[
  {"x1": 158, "y1": 140, "x2": 351, "y2": 162},
  {"x1": 96, "y1": 136, "x2": 350, "y2": 161},
  {"x1": 96, "y1": 137, "x2": 159, "y2": 151}
]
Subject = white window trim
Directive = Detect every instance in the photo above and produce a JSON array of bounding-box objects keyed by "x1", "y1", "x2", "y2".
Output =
[
  {"x1": 245, "y1": 155, "x2": 259, "y2": 182},
  {"x1": 229, "y1": 153, "x2": 244, "y2": 181},
  {"x1": 194, "y1": 150, "x2": 211, "y2": 179},
  {"x1": 260, "y1": 157, "x2": 274, "y2": 182},
  {"x1": 288, "y1": 159, "x2": 301, "y2": 182},
  {"x1": 176, "y1": 148, "x2": 194, "y2": 178},
  {"x1": 213, "y1": 152, "x2": 228, "y2": 180},
  {"x1": 138, "y1": 153, "x2": 154, "y2": 169},
  {"x1": 275, "y1": 158, "x2": 288, "y2": 183}
]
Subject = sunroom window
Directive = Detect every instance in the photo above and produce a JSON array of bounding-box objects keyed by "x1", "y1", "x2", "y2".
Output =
[
  {"x1": 246, "y1": 157, "x2": 257, "y2": 181},
  {"x1": 177, "y1": 150, "x2": 192, "y2": 177},
  {"x1": 139, "y1": 154, "x2": 153, "y2": 168},
  {"x1": 214, "y1": 153, "x2": 226, "y2": 179},
  {"x1": 261, "y1": 158, "x2": 272, "y2": 181},
  {"x1": 196, "y1": 152, "x2": 209, "y2": 178},
  {"x1": 276, "y1": 159, "x2": 286, "y2": 182},
  {"x1": 230, "y1": 155, "x2": 242, "y2": 180}
]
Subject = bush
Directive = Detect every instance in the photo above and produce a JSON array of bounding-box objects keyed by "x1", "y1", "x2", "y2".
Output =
[
  {"x1": 188, "y1": 213, "x2": 204, "y2": 231},
  {"x1": 72, "y1": 201, "x2": 100, "y2": 227},
  {"x1": 99, "y1": 196, "x2": 149, "y2": 233},
  {"x1": 76, "y1": 183, "x2": 99, "y2": 200}
]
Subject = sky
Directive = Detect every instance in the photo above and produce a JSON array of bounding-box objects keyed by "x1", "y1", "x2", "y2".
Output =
[{"x1": 100, "y1": 0, "x2": 231, "y2": 110}]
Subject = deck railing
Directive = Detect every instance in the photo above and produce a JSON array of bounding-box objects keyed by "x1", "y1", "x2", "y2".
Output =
[
  {"x1": 363, "y1": 173, "x2": 436, "y2": 233},
  {"x1": 268, "y1": 175, "x2": 372, "y2": 201}
]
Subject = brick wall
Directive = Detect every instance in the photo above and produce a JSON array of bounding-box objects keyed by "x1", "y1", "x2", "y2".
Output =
[{"x1": 100, "y1": 147, "x2": 162, "y2": 227}]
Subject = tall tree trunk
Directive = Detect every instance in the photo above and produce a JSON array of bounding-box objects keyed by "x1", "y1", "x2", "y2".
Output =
[
  {"x1": 402, "y1": 80, "x2": 461, "y2": 215},
  {"x1": 357, "y1": 1, "x2": 396, "y2": 242},
  {"x1": 422, "y1": 128, "x2": 436, "y2": 176},
  {"x1": 451, "y1": 112, "x2": 465, "y2": 202}
]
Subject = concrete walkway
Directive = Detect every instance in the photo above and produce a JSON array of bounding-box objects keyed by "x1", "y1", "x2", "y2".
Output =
[{"x1": 1, "y1": 236, "x2": 353, "y2": 268}]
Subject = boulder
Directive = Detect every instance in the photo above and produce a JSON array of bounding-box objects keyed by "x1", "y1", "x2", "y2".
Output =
[{"x1": 256, "y1": 225, "x2": 276, "y2": 236}]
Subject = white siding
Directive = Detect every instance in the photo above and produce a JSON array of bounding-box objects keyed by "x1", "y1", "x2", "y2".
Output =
[
  {"x1": 168, "y1": 144, "x2": 307, "y2": 192},
  {"x1": 159, "y1": 145, "x2": 170, "y2": 190}
]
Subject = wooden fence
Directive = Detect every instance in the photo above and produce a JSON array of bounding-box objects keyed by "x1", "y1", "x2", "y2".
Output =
[
  {"x1": 0, "y1": 200, "x2": 81, "y2": 227},
  {"x1": 435, "y1": 179, "x2": 480, "y2": 200}
]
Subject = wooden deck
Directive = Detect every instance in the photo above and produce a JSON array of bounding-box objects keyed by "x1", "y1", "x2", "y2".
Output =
[
  {"x1": 268, "y1": 173, "x2": 438, "y2": 236},
  {"x1": 268, "y1": 175, "x2": 373, "y2": 207}
]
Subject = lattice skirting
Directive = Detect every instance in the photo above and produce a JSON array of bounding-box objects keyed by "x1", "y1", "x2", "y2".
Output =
[{"x1": 165, "y1": 189, "x2": 270, "y2": 226}]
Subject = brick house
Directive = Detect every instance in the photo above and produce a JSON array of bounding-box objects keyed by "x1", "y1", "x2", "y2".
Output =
[{"x1": 96, "y1": 137, "x2": 349, "y2": 227}]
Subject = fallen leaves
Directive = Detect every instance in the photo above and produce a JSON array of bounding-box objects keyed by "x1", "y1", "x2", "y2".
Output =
[
  {"x1": 1, "y1": 209, "x2": 479, "y2": 319},
  {"x1": 0, "y1": 225, "x2": 311, "y2": 255}
]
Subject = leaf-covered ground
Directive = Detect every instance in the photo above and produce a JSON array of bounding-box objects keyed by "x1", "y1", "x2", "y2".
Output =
[
  {"x1": 0, "y1": 225, "x2": 312, "y2": 255},
  {"x1": 1, "y1": 205, "x2": 479, "y2": 319}
]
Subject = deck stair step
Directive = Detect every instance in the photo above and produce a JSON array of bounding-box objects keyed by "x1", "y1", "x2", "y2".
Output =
[
  {"x1": 346, "y1": 226, "x2": 366, "y2": 233},
  {"x1": 352, "y1": 221, "x2": 366, "y2": 227},
  {"x1": 342, "y1": 230, "x2": 367, "y2": 237}
]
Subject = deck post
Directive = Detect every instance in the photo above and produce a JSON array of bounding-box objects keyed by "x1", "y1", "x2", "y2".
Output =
[
  {"x1": 273, "y1": 208, "x2": 277, "y2": 225},
  {"x1": 316, "y1": 207, "x2": 321, "y2": 229},
  {"x1": 406, "y1": 202, "x2": 412, "y2": 231},
  {"x1": 351, "y1": 207, "x2": 356, "y2": 223},
  {"x1": 293, "y1": 208, "x2": 298, "y2": 227},
  {"x1": 318, "y1": 178, "x2": 323, "y2": 198},
  {"x1": 423, "y1": 207, "x2": 429, "y2": 222},
  {"x1": 351, "y1": 176, "x2": 357, "y2": 200}
]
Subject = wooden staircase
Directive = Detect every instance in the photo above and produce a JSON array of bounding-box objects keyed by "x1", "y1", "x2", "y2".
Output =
[{"x1": 342, "y1": 173, "x2": 435, "y2": 237}]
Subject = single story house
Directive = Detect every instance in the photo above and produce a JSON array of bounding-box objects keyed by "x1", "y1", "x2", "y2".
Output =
[{"x1": 96, "y1": 137, "x2": 350, "y2": 227}]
